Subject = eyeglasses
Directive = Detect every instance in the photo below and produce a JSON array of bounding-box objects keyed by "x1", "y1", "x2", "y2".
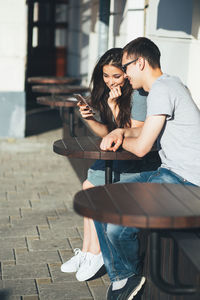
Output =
[{"x1": 122, "y1": 58, "x2": 138, "y2": 73}]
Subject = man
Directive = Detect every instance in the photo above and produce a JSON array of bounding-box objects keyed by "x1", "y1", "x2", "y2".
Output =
[{"x1": 94, "y1": 37, "x2": 200, "y2": 300}]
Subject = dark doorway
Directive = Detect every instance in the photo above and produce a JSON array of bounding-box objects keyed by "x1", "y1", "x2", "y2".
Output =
[{"x1": 25, "y1": 0, "x2": 69, "y2": 110}]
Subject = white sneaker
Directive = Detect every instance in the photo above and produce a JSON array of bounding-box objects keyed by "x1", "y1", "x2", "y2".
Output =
[
  {"x1": 76, "y1": 252, "x2": 104, "y2": 281},
  {"x1": 61, "y1": 248, "x2": 87, "y2": 273}
]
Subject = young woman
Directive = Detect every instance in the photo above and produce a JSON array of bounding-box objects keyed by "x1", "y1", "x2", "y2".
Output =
[{"x1": 60, "y1": 48, "x2": 159, "y2": 281}]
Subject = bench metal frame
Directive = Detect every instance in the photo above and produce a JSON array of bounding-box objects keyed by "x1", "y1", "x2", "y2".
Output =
[{"x1": 150, "y1": 231, "x2": 199, "y2": 295}]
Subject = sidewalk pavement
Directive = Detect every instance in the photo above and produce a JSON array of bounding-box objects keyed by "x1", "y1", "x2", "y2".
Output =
[{"x1": 0, "y1": 127, "x2": 109, "y2": 300}]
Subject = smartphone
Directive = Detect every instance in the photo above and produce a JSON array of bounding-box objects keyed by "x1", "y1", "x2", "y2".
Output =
[{"x1": 73, "y1": 94, "x2": 95, "y2": 114}]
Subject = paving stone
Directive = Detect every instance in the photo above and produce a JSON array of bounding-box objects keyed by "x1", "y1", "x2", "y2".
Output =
[
  {"x1": 38, "y1": 281, "x2": 93, "y2": 300},
  {"x1": 0, "y1": 290, "x2": 18, "y2": 300},
  {"x1": 0, "y1": 208, "x2": 20, "y2": 217},
  {"x1": 89, "y1": 285, "x2": 109, "y2": 300},
  {"x1": 27, "y1": 238, "x2": 70, "y2": 252},
  {"x1": 36, "y1": 278, "x2": 51, "y2": 285},
  {"x1": 6, "y1": 199, "x2": 31, "y2": 209},
  {"x1": 0, "y1": 216, "x2": 10, "y2": 225},
  {"x1": 0, "y1": 225, "x2": 38, "y2": 238},
  {"x1": 0, "y1": 127, "x2": 106, "y2": 299},
  {"x1": 101, "y1": 274, "x2": 110, "y2": 285},
  {"x1": 0, "y1": 237, "x2": 27, "y2": 249},
  {"x1": 38, "y1": 226, "x2": 78, "y2": 240},
  {"x1": 0, "y1": 249, "x2": 15, "y2": 262},
  {"x1": 68, "y1": 237, "x2": 83, "y2": 250},
  {"x1": 2, "y1": 264, "x2": 50, "y2": 280},
  {"x1": 59, "y1": 249, "x2": 77, "y2": 264},
  {"x1": 7, "y1": 191, "x2": 39, "y2": 201},
  {"x1": 48, "y1": 262, "x2": 76, "y2": 283},
  {"x1": 11, "y1": 214, "x2": 49, "y2": 227},
  {"x1": 3, "y1": 279, "x2": 37, "y2": 296},
  {"x1": 16, "y1": 250, "x2": 61, "y2": 264},
  {"x1": 0, "y1": 280, "x2": 4, "y2": 288},
  {"x1": 22, "y1": 296, "x2": 39, "y2": 300},
  {"x1": 0, "y1": 192, "x2": 7, "y2": 201},
  {"x1": 87, "y1": 278, "x2": 105, "y2": 287}
]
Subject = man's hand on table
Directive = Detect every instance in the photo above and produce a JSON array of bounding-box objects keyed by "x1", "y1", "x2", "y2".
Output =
[{"x1": 100, "y1": 128, "x2": 125, "y2": 152}]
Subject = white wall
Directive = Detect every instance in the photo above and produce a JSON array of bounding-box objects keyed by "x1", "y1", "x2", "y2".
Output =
[
  {"x1": 114, "y1": 0, "x2": 145, "y2": 47},
  {"x1": 146, "y1": 0, "x2": 200, "y2": 107},
  {"x1": 0, "y1": 0, "x2": 27, "y2": 91},
  {"x1": 0, "y1": 0, "x2": 27, "y2": 138},
  {"x1": 87, "y1": 0, "x2": 146, "y2": 84}
]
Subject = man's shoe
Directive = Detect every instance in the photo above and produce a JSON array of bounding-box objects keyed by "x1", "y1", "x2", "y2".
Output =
[
  {"x1": 76, "y1": 252, "x2": 104, "y2": 281},
  {"x1": 61, "y1": 248, "x2": 87, "y2": 273},
  {"x1": 106, "y1": 275, "x2": 146, "y2": 300}
]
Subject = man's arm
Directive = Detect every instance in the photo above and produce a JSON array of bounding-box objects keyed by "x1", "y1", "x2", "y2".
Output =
[
  {"x1": 100, "y1": 126, "x2": 142, "y2": 152},
  {"x1": 100, "y1": 115, "x2": 166, "y2": 156},
  {"x1": 122, "y1": 115, "x2": 166, "y2": 157}
]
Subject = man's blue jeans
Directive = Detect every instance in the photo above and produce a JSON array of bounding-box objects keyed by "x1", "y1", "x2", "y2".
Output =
[{"x1": 94, "y1": 167, "x2": 196, "y2": 282}]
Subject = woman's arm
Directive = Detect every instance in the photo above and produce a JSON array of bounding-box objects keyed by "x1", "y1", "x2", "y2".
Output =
[{"x1": 78, "y1": 103, "x2": 109, "y2": 137}]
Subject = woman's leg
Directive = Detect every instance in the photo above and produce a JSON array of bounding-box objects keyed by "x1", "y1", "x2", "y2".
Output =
[{"x1": 82, "y1": 179, "x2": 101, "y2": 254}]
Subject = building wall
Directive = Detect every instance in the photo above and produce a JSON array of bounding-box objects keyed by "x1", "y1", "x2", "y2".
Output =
[
  {"x1": 0, "y1": 0, "x2": 27, "y2": 138},
  {"x1": 68, "y1": 0, "x2": 200, "y2": 108},
  {"x1": 114, "y1": 0, "x2": 146, "y2": 47},
  {"x1": 146, "y1": 0, "x2": 200, "y2": 107},
  {"x1": 67, "y1": 0, "x2": 91, "y2": 85}
]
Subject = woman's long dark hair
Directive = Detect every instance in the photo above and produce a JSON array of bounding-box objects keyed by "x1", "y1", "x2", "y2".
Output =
[{"x1": 90, "y1": 48, "x2": 133, "y2": 131}]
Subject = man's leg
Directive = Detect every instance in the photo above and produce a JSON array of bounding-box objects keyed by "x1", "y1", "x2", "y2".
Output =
[{"x1": 94, "y1": 170, "x2": 153, "y2": 281}]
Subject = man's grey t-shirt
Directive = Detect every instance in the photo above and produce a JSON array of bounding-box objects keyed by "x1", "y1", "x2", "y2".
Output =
[{"x1": 147, "y1": 74, "x2": 200, "y2": 186}]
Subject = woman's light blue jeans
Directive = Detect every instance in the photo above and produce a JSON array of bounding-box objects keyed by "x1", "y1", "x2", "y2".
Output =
[{"x1": 94, "y1": 167, "x2": 196, "y2": 282}]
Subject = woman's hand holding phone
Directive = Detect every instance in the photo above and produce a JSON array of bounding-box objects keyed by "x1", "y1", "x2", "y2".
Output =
[
  {"x1": 78, "y1": 102, "x2": 95, "y2": 119},
  {"x1": 74, "y1": 94, "x2": 95, "y2": 119}
]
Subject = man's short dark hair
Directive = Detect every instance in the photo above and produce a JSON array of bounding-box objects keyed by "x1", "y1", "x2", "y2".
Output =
[{"x1": 123, "y1": 37, "x2": 161, "y2": 69}]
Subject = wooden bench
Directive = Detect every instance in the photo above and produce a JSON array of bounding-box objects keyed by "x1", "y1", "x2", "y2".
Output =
[{"x1": 170, "y1": 230, "x2": 200, "y2": 275}]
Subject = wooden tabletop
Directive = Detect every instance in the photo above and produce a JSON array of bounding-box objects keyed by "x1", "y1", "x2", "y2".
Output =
[
  {"x1": 32, "y1": 84, "x2": 90, "y2": 94},
  {"x1": 37, "y1": 95, "x2": 78, "y2": 107},
  {"x1": 53, "y1": 137, "x2": 141, "y2": 160},
  {"x1": 27, "y1": 76, "x2": 79, "y2": 85},
  {"x1": 74, "y1": 182, "x2": 200, "y2": 229}
]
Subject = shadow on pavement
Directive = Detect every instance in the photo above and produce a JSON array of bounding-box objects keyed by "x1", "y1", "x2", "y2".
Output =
[
  {"x1": 0, "y1": 289, "x2": 11, "y2": 300},
  {"x1": 25, "y1": 107, "x2": 62, "y2": 137}
]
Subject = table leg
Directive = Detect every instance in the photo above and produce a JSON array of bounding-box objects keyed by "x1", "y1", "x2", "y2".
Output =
[
  {"x1": 69, "y1": 107, "x2": 75, "y2": 137},
  {"x1": 105, "y1": 160, "x2": 113, "y2": 184},
  {"x1": 59, "y1": 107, "x2": 75, "y2": 138}
]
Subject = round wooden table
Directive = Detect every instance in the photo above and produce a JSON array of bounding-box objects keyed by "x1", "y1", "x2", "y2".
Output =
[
  {"x1": 27, "y1": 76, "x2": 79, "y2": 85},
  {"x1": 32, "y1": 84, "x2": 90, "y2": 94},
  {"x1": 37, "y1": 96, "x2": 78, "y2": 137},
  {"x1": 53, "y1": 136, "x2": 142, "y2": 184},
  {"x1": 74, "y1": 182, "x2": 200, "y2": 229}
]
